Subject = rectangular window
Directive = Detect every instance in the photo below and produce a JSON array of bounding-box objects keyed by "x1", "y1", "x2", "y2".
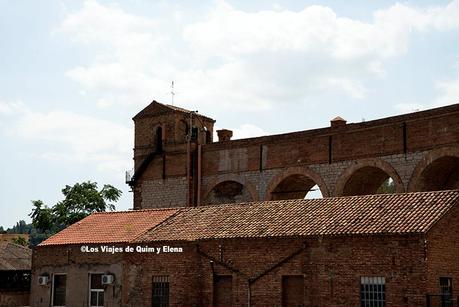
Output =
[
  {"x1": 360, "y1": 276, "x2": 385, "y2": 307},
  {"x1": 89, "y1": 274, "x2": 104, "y2": 307},
  {"x1": 282, "y1": 275, "x2": 305, "y2": 307},
  {"x1": 440, "y1": 277, "x2": 452, "y2": 307},
  {"x1": 52, "y1": 274, "x2": 66, "y2": 307},
  {"x1": 152, "y1": 276, "x2": 169, "y2": 307},
  {"x1": 214, "y1": 275, "x2": 233, "y2": 306}
]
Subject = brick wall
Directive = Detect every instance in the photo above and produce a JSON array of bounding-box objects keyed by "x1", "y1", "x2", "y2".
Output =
[
  {"x1": 121, "y1": 235, "x2": 427, "y2": 306},
  {"x1": 30, "y1": 245, "x2": 124, "y2": 307},
  {"x1": 426, "y1": 198, "x2": 459, "y2": 298},
  {"x1": 140, "y1": 178, "x2": 188, "y2": 209},
  {"x1": 133, "y1": 104, "x2": 459, "y2": 209},
  {"x1": 31, "y1": 228, "x2": 456, "y2": 306},
  {"x1": 0, "y1": 291, "x2": 29, "y2": 307}
]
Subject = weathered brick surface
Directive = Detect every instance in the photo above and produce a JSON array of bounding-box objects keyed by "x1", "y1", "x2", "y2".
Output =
[
  {"x1": 132, "y1": 104, "x2": 459, "y2": 209},
  {"x1": 426, "y1": 195, "x2": 459, "y2": 298},
  {"x1": 122, "y1": 235, "x2": 428, "y2": 306},
  {"x1": 141, "y1": 177, "x2": 188, "y2": 208},
  {"x1": 30, "y1": 201, "x2": 459, "y2": 306},
  {"x1": 0, "y1": 292, "x2": 29, "y2": 307},
  {"x1": 30, "y1": 245, "x2": 124, "y2": 307}
]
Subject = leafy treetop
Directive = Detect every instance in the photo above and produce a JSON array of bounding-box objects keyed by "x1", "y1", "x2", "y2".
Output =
[{"x1": 30, "y1": 181, "x2": 122, "y2": 235}]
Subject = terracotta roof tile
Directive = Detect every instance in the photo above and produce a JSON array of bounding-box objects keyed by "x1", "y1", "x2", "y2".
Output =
[
  {"x1": 137, "y1": 190, "x2": 459, "y2": 242},
  {"x1": 39, "y1": 208, "x2": 179, "y2": 246},
  {"x1": 133, "y1": 100, "x2": 215, "y2": 122},
  {"x1": 0, "y1": 242, "x2": 31, "y2": 270}
]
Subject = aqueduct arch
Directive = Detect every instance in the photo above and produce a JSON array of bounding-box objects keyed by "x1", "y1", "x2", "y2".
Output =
[
  {"x1": 202, "y1": 176, "x2": 258, "y2": 205},
  {"x1": 408, "y1": 147, "x2": 459, "y2": 192},
  {"x1": 335, "y1": 159, "x2": 404, "y2": 196},
  {"x1": 131, "y1": 102, "x2": 459, "y2": 209},
  {"x1": 266, "y1": 167, "x2": 329, "y2": 200}
]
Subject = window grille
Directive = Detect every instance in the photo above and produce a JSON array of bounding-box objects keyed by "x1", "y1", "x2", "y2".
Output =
[
  {"x1": 440, "y1": 277, "x2": 452, "y2": 307},
  {"x1": 152, "y1": 276, "x2": 169, "y2": 307},
  {"x1": 360, "y1": 276, "x2": 385, "y2": 307}
]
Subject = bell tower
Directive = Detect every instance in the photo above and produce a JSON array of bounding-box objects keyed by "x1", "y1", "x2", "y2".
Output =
[{"x1": 128, "y1": 100, "x2": 215, "y2": 209}]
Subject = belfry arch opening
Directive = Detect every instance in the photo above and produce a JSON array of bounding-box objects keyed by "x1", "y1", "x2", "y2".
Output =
[
  {"x1": 203, "y1": 181, "x2": 253, "y2": 205},
  {"x1": 415, "y1": 156, "x2": 459, "y2": 191},
  {"x1": 270, "y1": 174, "x2": 323, "y2": 201},
  {"x1": 342, "y1": 166, "x2": 396, "y2": 196}
]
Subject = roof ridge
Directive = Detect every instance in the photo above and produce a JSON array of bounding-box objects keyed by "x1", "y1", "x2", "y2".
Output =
[
  {"x1": 131, "y1": 208, "x2": 187, "y2": 242},
  {"x1": 93, "y1": 207, "x2": 184, "y2": 215},
  {"x1": 184, "y1": 190, "x2": 459, "y2": 209}
]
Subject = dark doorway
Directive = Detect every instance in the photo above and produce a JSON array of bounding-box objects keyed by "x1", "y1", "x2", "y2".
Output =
[
  {"x1": 214, "y1": 275, "x2": 232, "y2": 307},
  {"x1": 282, "y1": 275, "x2": 304, "y2": 307}
]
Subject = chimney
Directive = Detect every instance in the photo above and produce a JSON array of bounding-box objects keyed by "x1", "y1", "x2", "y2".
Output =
[
  {"x1": 330, "y1": 116, "x2": 346, "y2": 128},
  {"x1": 217, "y1": 129, "x2": 233, "y2": 142}
]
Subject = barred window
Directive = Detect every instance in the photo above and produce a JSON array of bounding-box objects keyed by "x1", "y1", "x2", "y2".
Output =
[
  {"x1": 440, "y1": 277, "x2": 452, "y2": 307},
  {"x1": 152, "y1": 276, "x2": 169, "y2": 307},
  {"x1": 360, "y1": 276, "x2": 385, "y2": 307},
  {"x1": 89, "y1": 274, "x2": 104, "y2": 307}
]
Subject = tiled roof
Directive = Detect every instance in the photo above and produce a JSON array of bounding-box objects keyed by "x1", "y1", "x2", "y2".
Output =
[
  {"x1": 39, "y1": 208, "x2": 178, "y2": 246},
  {"x1": 137, "y1": 190, "x2": 459, "y2": 242},
  {"x1": 0, "y1": 242, "x2": 31, "y2": 270},
  {"x1": 133, "y1": 100, "x2": 215, "y2": 121}
]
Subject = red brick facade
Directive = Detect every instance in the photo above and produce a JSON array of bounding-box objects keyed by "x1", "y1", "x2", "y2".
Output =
[
  {"x1": 30, "y1": 191, "x2": 459, "y2": 306},
  {"x1": 130, "y1": 102, "x2": 459, "y2": 209},
  {"x1": 31, "y1": 233, "x2": 458, "y2": 306}
]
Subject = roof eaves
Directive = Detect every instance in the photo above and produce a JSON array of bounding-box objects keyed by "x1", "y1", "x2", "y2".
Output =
[{"x1": 424, "y1": 191, "x2": 459, "y2": 234}]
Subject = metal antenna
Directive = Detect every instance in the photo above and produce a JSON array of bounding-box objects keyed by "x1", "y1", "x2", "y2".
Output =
[{"x1": 170, "y1": 81, "x2": 175, "y2": 105}]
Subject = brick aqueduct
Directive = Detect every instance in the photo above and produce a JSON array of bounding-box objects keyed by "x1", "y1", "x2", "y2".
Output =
[{"x1": 128, "y1": 101, "x2": 459, "y2": 209}]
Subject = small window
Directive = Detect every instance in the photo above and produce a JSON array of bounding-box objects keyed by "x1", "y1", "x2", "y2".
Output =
[
  {"x1": 360, "y1": 276, "x2": 385, "y2": 307},
  {"x1": 52, "y1": 274, "x2": 66, "y2": 307},
  {"x1": 152, "y1": 276, "x2": 169, "y2": 307},
  {"x1": 89, "y1": 274, "x2": 104, "y2": 307}
]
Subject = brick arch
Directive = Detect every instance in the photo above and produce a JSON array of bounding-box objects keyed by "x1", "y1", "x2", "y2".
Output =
[
  {"x1": 201, "y1": 175, "x2": 258, "y2": 205},
  {"x1": 335, "y1": 159, "x2": 404, "y2": 196},
  {"x1": 408, "y1": 146, "x2": 459, "y2": 192},
  {"x1": 265, "y1": 166, "x2": 329, "y2": 201}
]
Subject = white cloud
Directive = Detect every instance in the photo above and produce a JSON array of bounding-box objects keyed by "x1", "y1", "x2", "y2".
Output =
[
  {"x1": 0, "y1": 100, "x2": 26, "y2": 115},
  {"x1": 57, "y1": 0, "x2": 459, "y2": 114},
  {"x1": 394, "y1": 72, "x2": 459, "y2": 113},
  {"x1": 214, "y1": 123, "x2": 268, "y2": 140},
  {"x1": 394, "y1": 102, "x2": 423, "y2": 113},
  {"x1": 184, "y1": 1, "x2": 459, "y2": 59},
  {"x1": 320, "y1": 78, "x2": 367, "y2": 99},
  {"x1": 232, "y1": 124, "x2": 268, "y2": 139},
  {"x1": 1, "y1": 104, "x2": 132, "y2": 172},
  {"x1": 435, "y1": 77, "x2": 459, "y2": 106}
]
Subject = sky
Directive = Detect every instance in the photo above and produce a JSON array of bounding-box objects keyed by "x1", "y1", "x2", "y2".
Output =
[{"x1": 1, "y1": 0, "x2": 459, "y2": 228}]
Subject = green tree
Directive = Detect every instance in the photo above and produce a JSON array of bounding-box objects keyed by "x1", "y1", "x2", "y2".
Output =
[
  {"x1": 30, "y1": 181, "x2": 122, "y2": 234},
  {"x1": 29, "y1": 201, "x2": 54, "y2": 233},
  {"x1": 11, "y1": 236, "x2": 28, "y2": 247},
  {"x1": 377, "y1": 178, "x2": 396, "y2": 194},
  {"x1": 7, "y1": 220, "x2": 29, "y2": 234}
]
